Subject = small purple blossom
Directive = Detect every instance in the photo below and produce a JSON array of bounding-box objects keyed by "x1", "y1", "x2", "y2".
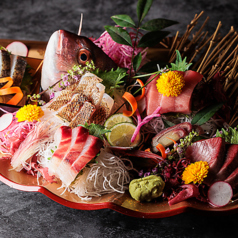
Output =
[
  {"x1": 177, "y1": 147, "x2": 183, "y2": 154},
  {"x1": 138, "y1": 170, "x2": 144, "y2": 177},
  {"x1": 144, "y1": 172, "x2": 151, "y2": 177},
  {"x1": 50, "y1": 92, "x2": 55, "y2": 100},
  {"x1": 152, "y1": 167, "x2": 158, "y2": 174}
]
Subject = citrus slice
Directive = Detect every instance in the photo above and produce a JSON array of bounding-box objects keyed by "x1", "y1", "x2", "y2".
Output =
[
  {"x1": 104, "y1": 113, "x2": 133, "y2": 129},
  {"x1": 107, "y1": 122, "x2": 141, "y2": 147}
]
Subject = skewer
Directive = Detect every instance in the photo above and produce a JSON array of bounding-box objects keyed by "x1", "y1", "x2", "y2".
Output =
[{"x1": 78, "y1": 13, "x2": 83, "y2": 36}]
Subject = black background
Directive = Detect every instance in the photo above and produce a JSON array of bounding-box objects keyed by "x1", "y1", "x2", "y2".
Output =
[{"x1": 1, "y1": 0, "x2": 238, "y2": 237}]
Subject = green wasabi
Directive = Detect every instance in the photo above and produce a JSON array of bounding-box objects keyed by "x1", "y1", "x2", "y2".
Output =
[{"x1": 129, "y1": 175, "x2": 165, "y2": 202}]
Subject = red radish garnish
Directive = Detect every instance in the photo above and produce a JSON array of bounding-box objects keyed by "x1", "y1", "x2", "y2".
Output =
[
  {"x1": 6, "y1": 41, "x2": 28, "y2": 57},
  {"x1": 0, "y1": 113, "x2": 13, "y2": 132},
  {"x1": 208, "y1": 181, "x2": 233, "y2": 207}
]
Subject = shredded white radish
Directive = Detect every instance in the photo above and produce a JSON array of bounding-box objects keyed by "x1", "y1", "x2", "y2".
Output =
[{"x1": 70, "y1": 148, "x2": 133, "y2": 199}]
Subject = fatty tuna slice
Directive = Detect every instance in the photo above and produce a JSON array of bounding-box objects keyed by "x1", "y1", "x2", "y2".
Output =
[
  {"x1": 216, "y1": 144, "x2": 238, "y2": 181},
  {"x1": 146, "y1": 70, "x2": 203, "y2": 115},
  {"x1": 185, "y1": 137, "x2": 225, "y2": 185},
  {"x1": 47, "y1": 126, "x2": 72, "y2": 175},
  {"x1": 225, "y1": 167, "x2": 238, "y2": 188},
  {"x1": 59, "y1": 135, "x2": 103, "y2": 187},
  {"x1": 55, "y1": 126, "x2": 89, "y2": 179}
]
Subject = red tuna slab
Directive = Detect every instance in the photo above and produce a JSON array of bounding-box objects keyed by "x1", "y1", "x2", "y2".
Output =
[
  {"x1": 216, "y1": 145, "x2": 238, "y2": 181},
  {"x1": 185, "y1": 137, "x2": 225, "y2": 185},
  {"x1": 225, "y1": 167, "x2": 238, "y2": 188},
  {"x1": 145, "y1": 70, "x2": 203, "y2": 115}
]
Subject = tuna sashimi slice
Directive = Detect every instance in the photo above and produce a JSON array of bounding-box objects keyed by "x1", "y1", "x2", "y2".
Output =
[
  {"x1": 55, "y1": 126, "x2": 89, "y2": 178},
  {"x1": 216, "y1": 145, "x2": 238, "y2": 181},
  {"x1": 185, "y1": 137, "x2": 225, "y2": 185},
  {"x1": 47, "y1": 126, "x2": 72, "y2": 175},
  {"x1": 225, "y1": 167, "x2": 238, "y2": 188},
  {"x1": 59, "y1": 135, "x2": 103, "y2": 187},
  {"x1": 146, "y1": 70, "x2": 203, "y2": 115}
]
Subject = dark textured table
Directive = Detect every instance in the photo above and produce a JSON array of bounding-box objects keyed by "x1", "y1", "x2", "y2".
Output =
[{"x1": 1, "y1": 0, "x2": 238, "y2": 237}]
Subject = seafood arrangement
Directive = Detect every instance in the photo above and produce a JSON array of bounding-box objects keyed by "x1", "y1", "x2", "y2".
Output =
[{"x1": 1, "y1": 0, "x2": 238, "y2": 214}]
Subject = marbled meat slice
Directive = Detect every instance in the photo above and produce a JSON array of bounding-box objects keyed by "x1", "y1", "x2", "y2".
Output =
[
  {"x1": 47, "y1": 126, "x2": 72, "y2": 175},
  {"x1": 47, "y1": 90, "x2": 75, "y2": 111},
  {"x1": 216, "y1": 145, "x2": 238, "y2": 181},
  {"x1": 0, "y1": 50, "x2": 10, "y2": 87},
  {"x1": 185, "y1": 137, "x2": 225, "y2": 185},
  {"x1": 10, "y1": 55, "x2": 27, "y2": 86},
  {"x1": 90, "y1": 93, "x2": 114, "y2": 125},
  {"x1": 55, "y1": 126, "x2": 89, "y2": 180},
  {"x1": 57, "y1": 93, "x2": 88, "y2": 122},
  {"x1": 59, "y1": 134, "x2": 103, "y2": 187},
  {"x1": 69, "y1": 101, "x2": 96, "y2": 128}
]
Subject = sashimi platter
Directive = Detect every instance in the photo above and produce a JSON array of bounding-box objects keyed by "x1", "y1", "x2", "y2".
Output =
[{"x1": 1, "y1": 0, "x2": 238, "y2": 218}]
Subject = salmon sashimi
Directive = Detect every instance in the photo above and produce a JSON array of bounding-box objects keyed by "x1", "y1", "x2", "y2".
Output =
[
  {"x1": 146, "y1": 70, "x2": 203, "y2": 115},
  {"x1": 55, "y1": 126, "x2": 89, "y2": 179},
  {"x1": 59, "y1": 135, "x2": 103, "y2": 187},
  {"x1": 41, "y1": 30, "x2": 117, "y2": 98},
  {"x1": 47, "y1": 126, "x2": 72, "y2": 175}
]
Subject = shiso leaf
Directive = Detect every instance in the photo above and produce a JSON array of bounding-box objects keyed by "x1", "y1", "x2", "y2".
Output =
[
  {"x1": 216, "y1": 127, "x2": 238, "y2": 144},
  {"x1": 133, "y1": 52, "x2": 142, "y2": 73},
  {"x1": 191, "y1": 102, "x2": 224, "y2": 126},
  {"x1": 78, "y1": 122, "x2": 111, "y2": 140},
  {"x1": 93, "y1": 67, "x2": 127, "y2": 96},
  {"x1": 104, "y1": 25, "x2": 132, "y2": 47},
  {"x1": 137, "y1": 0, "x2": 153, "y2": 23},
  {"x1": 111, "y1": 14, "x2": 136, "y2": 28},
  {"x1": 138, "y1": 30, "x2": 170, "y2": 48},
  {"x1": 141, "y1": 18, "x2": 179, "y2": 31},
  {"x1": 169, "y1": 50, "x2": 192, "y2": 71}
]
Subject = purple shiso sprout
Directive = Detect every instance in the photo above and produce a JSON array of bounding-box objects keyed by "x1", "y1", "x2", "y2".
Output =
[
  {"x1": 138, "y1": 170, "x2": 144, "y2": 177},
  {"x1": 152, "y1": 167, "x2": 158, "y2": 174},
  {"x1": 131, "y1": 106, "x2": 161, "y2": 143},
  {"x1": 144, "y1": 172, "x2": 151, "y2": 177}
]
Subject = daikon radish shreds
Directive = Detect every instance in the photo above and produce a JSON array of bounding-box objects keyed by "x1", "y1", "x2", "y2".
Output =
[{"x1": 71, "y1": 148, "x2": 133, "y2": 199}]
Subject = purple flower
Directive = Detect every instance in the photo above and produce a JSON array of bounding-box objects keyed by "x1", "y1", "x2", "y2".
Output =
[
  {"x1": 138, "y1": 170, "x2": 144, "y2": 177},
  {"x1": 152, "y1": 167, "x2": 158, "y2": 174},
  {"x1": 50, "y1": 92, "x2": 55, "y2": 100},
  {"x1": 144, "y1": 172, "x2": 151, "y2": 177}
]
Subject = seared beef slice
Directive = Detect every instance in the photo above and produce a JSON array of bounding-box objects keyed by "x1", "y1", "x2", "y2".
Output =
[
  {"x1": 216, "y1": 145, "x2": 238, "y2": 181},
  {"x1": 185, "y1": 137, "x2": 225, "y2": 185}
]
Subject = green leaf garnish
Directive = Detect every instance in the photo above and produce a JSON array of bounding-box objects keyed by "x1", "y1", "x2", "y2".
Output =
[
  {"x1": 216, "y1": 127, "x2": 238, "y2": 144},
  {"x1": 169, "y1": 50, "x2": 192, "y2": 71},
  {"x1": 137, "y1": 0, "x2": 153, "y2": 23},
  {"x1": 104, "y1": 25, "x2": 132, "y2": 46},
  {"x1": 138, "y1": 30, "x2": 170, "y2": 48},
  {"x1": 20, "y1": 64, "x2": 33, "y2": 93},
  {"x1": 133, "y1": 52, "x2": 142, "y2": 73},
  {"x1": 111, "y1": 14, "x2": 136, "y2": 28},
  {"x1": 93, "y1": 67, "x2": 127, "y2": 96},
  {"x1": 78, "y1": 122, "x2": 111, "y2": 140},
  {"x1": 141, "y1": 18, "x2": 178, "y2": 31},
  {"x1": 191, "y1": 102, "x2": 224, "y2": 126}
]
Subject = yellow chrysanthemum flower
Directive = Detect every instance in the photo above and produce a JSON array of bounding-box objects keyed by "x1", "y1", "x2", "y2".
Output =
[
  {"x1": 156, "y1": 71, "x2": 185, "y2": 97},
  {"x1": 182, "y1": 161, "x2": 209, "y2": 184},
  {"x1": 16, "y1": 104, "x2": 44, "y2": 122}
]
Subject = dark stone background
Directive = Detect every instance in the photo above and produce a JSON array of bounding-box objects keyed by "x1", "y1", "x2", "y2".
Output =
[{"x1": 1, "y1": 0, "x2": 238, "y2": 237}]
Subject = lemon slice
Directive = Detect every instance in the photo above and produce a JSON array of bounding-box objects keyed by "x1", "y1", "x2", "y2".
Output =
[
  {"x1": 104, "y1": 113, "x2": 133, "y2": 129},
  {"x1": 107, "y1": 122, "x2": 141, "y2": 147}
]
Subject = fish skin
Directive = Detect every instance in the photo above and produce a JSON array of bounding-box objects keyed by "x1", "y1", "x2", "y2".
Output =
[
  {"x1": 41, "y1": 30, "x2": 117, "y2": 96},
  {"x1": 0, "y1": 50, "x2": 11, "y2": 87}
]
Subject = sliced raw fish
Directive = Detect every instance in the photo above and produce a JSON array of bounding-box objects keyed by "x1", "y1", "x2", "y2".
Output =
[
  {"x1": 225, "y1": 167, "x2": 238, "y2": 188},
  {"x1": 216, "y1": 145, "x2": 238, "y2": 181},
  {"x1": 146, "y1": 70, "x2": 203, "y2": 115},
  {"x1": 10, "y1": 54, "x2": 27, "y2": 86},
  {"x1": 55, "y1": 126, "x2": 89, "y2": 179},
  {"x1": 185, "y1": 137, "x2": 225, "y2": 185},
  {"x1": 47, "y1": 126, "x2": 72, "y2": 175},
  {"x1": 57, "y1": 93, "x2": 88, "y2": 122},
  {"x1": 59, "y1": 134, "x2": 103, "y2": 186},
  {"x1": 69, "y1": 101, "x2": 96, "y2": 128}
]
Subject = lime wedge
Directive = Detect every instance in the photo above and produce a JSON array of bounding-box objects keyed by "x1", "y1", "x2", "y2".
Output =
[
  {"x1": 107, "y1": 122, "x2": 141, "y2": 147},
  {"x1": 104, "y1": 113, "x2": 133, "y2": 129}
]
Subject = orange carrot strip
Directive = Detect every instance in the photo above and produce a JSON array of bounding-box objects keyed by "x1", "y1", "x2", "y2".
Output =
[
  {"x1": 0, "y1": 87, "x2": 24, "y2": 105},
  {"x1": 135, "y1": 79, "x2": 145, "y2": 101},
  {"x1": 0, "y1": 77, "x2": 13, "y2": 89},
  {"x1": 156, "y1": 143, "x2": 167, "y2": 159},
  {"x1": 166, "y1": 137, "x2": 178, "y2": 145},
  {"x1": 145, "y1": 148, "x2": 151, "y2": 152},
  {"x1": 122, "y1": 91, "x2": 138, "y2": 117}
]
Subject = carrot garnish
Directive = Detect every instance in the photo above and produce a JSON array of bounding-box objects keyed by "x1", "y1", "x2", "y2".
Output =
[
  {"x1": 166, "y1": 137, "x2": 178, "y2": 145},
  {"x1": 135, "y1": 79, "x2": 145, "y2": 101},
  {"x1": 145, "y1": 148, "x2": 151, "y2": 152},
  {"x1": 0, "y1": 77, "x2": 24, "y2": 105},
  {"x1": 156, "y1": 143, "x2": 167, "y2": 159},
  {"x1": 122, "y1": 91, "x2": 138, "y2": 117}
]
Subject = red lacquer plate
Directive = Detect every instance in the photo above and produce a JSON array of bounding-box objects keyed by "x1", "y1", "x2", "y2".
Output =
[{"x1": 1, "y1": 40, "x2": 238, "y2": 218}]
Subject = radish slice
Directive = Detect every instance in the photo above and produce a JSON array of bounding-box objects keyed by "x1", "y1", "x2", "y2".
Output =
[
  {"x1": 0, "y1": 113, "x2": 13, "y2": 131},
  {"x1": 6, "y1": 41, "x2": 28, "y2": 57},
  {"x1": 208, "y1": 181, "x2": 233, "y2": 207}
]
